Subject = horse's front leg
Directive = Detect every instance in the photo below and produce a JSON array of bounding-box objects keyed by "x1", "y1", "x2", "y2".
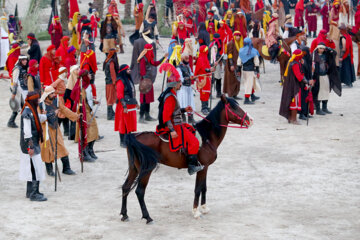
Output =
[
  {"x1": 200, "y1": 171, "x2": 210, "y2": 214},
  {"x1": 192, "y1": 167, "x2": 208, "y2": 218}
]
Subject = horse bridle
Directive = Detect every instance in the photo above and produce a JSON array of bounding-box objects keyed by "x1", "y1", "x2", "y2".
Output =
[
  {"x1": 194, "y1": 103, "x2": 249, "y2": 129},
  {"x1": 224, "y1": 103, "x2": 249, "y2": 129}
]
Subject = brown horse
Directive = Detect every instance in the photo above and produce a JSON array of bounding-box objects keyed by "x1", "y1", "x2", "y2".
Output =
[
  {"x1": 252, "y1": 36, "x2": 297, "y2": 83},
  {"x1": 120, "y1": 95, "x2": 253, "y2": 224}
]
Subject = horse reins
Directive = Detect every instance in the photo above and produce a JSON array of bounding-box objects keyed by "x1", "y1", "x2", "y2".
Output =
[{"x1": 194, "y1": 103, "x2": 249, "y2": 129}]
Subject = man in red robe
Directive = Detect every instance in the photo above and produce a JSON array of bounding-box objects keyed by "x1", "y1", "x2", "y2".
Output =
[
  {"x1": 195, "y1": 45, "x2": 213, "y2": 115},
  {"x1": 138, "y1": 44, "x2": 168, "y2": 123},
  {"x1": 305, "y1": 0, "x2": 320, "y2": 38},
  {"x1": 255, "y1": 0, "x2": 264, "y2": 11},
  {"x1": 108, "y1": 0, "x2": 119, "y2": 15},
  {"x1": 48, "y1": 16, "x2": 63, "y2": 49},
  {"x1": 115, "y1": 64, "x2": 138, "y2": 147},
  {"x1": 80, "y1": 49, "x2": 98, "y2": 100},
  {"x1": 55, "y1": 36, "x2": 70, "y2": 66},
  {"x1": 294, "y1": 0, "x2": 304, "y2": 30},
  {"x1": 217, "y1": 20, "x2": 232, "y2": 55},
  {"x1": 155, "y1": 71, "x2": 203, "y2": 175},
  {"x1": 310, "y1": 29, "x2": 335, "y2": 53},
  {"x1": 39, "y1": 45, "x2": 60, "y2": 87},
  {"x1": 320, "y1": 0, "x2": 331, "y2": 32}
]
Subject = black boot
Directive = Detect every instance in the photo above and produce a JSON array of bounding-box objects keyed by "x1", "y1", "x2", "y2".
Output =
[
  {"x1": 188, "y1": 114, "x2": 195, "y2": 124},
  {"x1": 26, "y1": 181, "x2": 32, "y2": 198},
  {"x1": 120, "y1": 133, "x2": 126, "y2": 148},
  {"x1": 139, "y1": 104, "x2": 146, "y2": 123},
  {"x1": 7, "y1": 111, "x2": 18, "y2": 128},
  {"x1": 186, "y1": 155, "x2": 204, "y2": 175},
  {"x1": 88, "y1": 141, "x2": 98, "y2": 160},
  {"x1": 27, "y1": 181, "x2": 44, "y2": 198},
  {"x1": 182, "y1": 113, "x2": 186, "y2": 123},
  {"x1": 251, "y1": 93, "x2": 260, "y2": 102},
  {"x1": 45, "y1": 163, "x2": 55, "y2": 176},
  {"x1": 61, "y1": 156, "x2": 76, "y2": 175},
  {"x1": 299, "y1": 113, "x2": 307, "y2": 120},
  {"x1": 139, "y1": 114, "x2": 146, "y2": 123},
  {"x1": 63, "y1": 118, "x2": 69, "y2": 136},
  {"x1": 107, "y1": 106, "x2": 115, "y2": 120},
  {"x1": 29, "y1": 181, "x2": 47, "y2": 202},
  {"x1": 201, "y1": 101, "x2": 209, "y2": 115},
  {"x1": 83, "y1": 146, "x2": 96, "y2": 162},
  {"x1": 68, "y1": 121, "x2": 76, "y2": 140},
  {"x1": 315, "y1": 101, "x2": 326, "y2": 115},
  {"x1": 145, "y1": 112, "x2": 156, "y2": 121},
  {"x1": 322, "y1": 100, "x2": 332, "y2": 114},
  {"x1": 244, "y1": 97, "x2": 254, "y2": 104},
  {"x1": 313, "y1": 32, "x2": 317, "y2": 38},
  {"x1": 216, "y1": 79, "x2": 222, "y2": 98}
]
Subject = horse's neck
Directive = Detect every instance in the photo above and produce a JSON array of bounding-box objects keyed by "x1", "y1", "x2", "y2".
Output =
[
  {"x1": 209, "y1": 111, "x2": 228, "y2": 148},
  {"x1": 285, "y1": 36, "x2": 297, "y2": 46}
]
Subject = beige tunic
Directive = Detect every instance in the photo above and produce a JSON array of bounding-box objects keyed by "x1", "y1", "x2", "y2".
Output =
[
  {"x1": 41, "y1": 102, "x2": 78, "y2": 163},
  {"x1": 75, "y1": 89, "x2": 99, "y2": 143}
]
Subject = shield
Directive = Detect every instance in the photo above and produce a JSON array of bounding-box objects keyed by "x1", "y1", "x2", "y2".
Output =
[
  {"x1": 139, "y1": 78, "x2": 153, "y2": 94},
  {"x1": 9, "y1": 98, "x2": 20, "y2": 112}
]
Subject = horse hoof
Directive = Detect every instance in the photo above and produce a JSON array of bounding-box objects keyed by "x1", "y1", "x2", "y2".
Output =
[
  {"x1": 200, "y1": 204, "x2": 210, "y2": 214},
  {"x1": 121, "y1": 215, "x2": 129, "y2": 222},
  {"x1": 192, "y1": 208, "x2": 202, "y2": 219},
  {"x1": 145, "y1": 217, "x2": 154, "y2": 224}
]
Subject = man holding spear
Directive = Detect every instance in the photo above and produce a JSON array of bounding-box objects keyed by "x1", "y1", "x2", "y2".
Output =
[{"x1": 40, "y1": 86, "x2": 79, "y2": 177}]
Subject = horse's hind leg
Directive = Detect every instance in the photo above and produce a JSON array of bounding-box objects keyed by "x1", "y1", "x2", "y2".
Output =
[
  {"x1": 120, "y1": 166, "x2": 138, "y2": 222},
  {"x1": 135, "y1": 172, "x2": 153, "y2": 224}
]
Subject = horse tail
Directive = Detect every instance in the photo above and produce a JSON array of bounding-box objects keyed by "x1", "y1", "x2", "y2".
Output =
[{"x1": 125, "y1": 134, "x2": 159, "y2": 182}]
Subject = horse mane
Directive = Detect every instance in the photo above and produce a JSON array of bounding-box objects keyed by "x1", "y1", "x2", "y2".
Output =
[
  {"x1": 195, "y1": 98, "x2": 239, "y2": 141},
  {"x1": 284, "y1": 36, "x2": 297, "y2": 47}
]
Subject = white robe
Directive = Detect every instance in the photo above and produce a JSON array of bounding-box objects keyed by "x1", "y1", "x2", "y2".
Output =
[
  {"x1": 19, "y1": 115, "x2": 46, "y2": 182},
  {"x1": 0, "y1": 26, "x2": 9, "y2": 68},
  {"x1": 176, "y1": 65, "x2": 195, "y2": 110}
]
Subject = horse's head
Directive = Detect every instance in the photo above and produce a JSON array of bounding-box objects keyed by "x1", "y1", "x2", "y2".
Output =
[{"x1": 220, "y1": 95, "x2": 253, "y2": 128}]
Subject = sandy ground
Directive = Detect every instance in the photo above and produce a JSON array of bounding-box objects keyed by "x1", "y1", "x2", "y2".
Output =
[{"x1": 1, "y1": 3, "x2": 360, "y2": 240}]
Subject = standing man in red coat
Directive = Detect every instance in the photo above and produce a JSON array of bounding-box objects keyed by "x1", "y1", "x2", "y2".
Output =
[
  {"x1": 80, "y1": 49, "x2": 98, "y2": 100},
  {"x1": 320, "y1": 0, "x2": 331, "y2": 32},
  {"x1": 280, "y1": 49, "x2": 313, "y2": 125},
  {"x1": 48, "y1": 16, "x2": 63, "y2": 49},
  {"x1": 55, "y1": 36, "x2": 70, "y2": 67},
  {"x1": 39, "y1": 45, "x2": 60, "y2": 88},
  {"x1": 294, "y1": 0, "x2": 305, "y2": 30},
  {"x1": 305, "y1": 0, "x2": 320, "y2": 38},
  {"x1": 103, "y1": 49, "x2": 118, "y2": 120},
  {"x1": 137, "y1": 44, "x2": 168, "y2": 123},
  {"x1": 195, "y1": 45, "x2": 214, "y2": 115},
  {"x1": 155, "y1": 72, "x2": 203, "y2": 175},
  {"x1": 115, "y1": 64, "x2": 138, "y2": 147}
]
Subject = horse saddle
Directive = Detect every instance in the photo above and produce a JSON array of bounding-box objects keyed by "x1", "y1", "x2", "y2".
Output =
[
  {"x1": 261, "y1": 40, "x2": 284, "y2": 57},
  {"x1": 158, "y1": 130, "x2": 203, "y2": 147}
]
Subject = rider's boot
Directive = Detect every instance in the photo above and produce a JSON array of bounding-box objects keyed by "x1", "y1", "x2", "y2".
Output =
[{"x1": 186, "y1": 155, "x2": 204, "y2": 175}]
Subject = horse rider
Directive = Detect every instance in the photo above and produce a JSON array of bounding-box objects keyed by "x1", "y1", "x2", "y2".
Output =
[
  {"x1": 265, "y1": 13, "x2": 281, "y2": 64},
  {"x1": 156, "y1": 69, "x2": 204, "y2": 175}
]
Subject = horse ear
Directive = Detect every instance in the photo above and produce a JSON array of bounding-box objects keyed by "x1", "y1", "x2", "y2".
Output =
[{"x1": 221, "y1": 94, "x2": 228, "y2": 103}]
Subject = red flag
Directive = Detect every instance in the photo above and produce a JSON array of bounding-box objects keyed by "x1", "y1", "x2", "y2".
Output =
[{"x1": 69, "y1": 0, "x2": 79, "y2": 19}]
